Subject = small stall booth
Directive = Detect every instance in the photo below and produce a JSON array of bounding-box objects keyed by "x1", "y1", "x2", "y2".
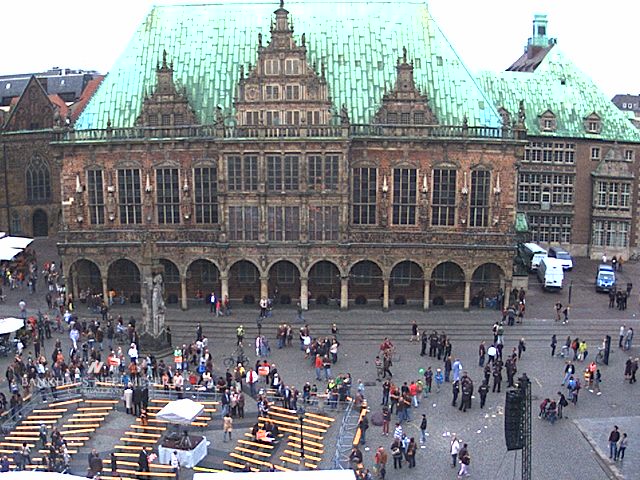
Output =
[{"x1": 156, "y1": 398, "x2": 209, "y2": 468}]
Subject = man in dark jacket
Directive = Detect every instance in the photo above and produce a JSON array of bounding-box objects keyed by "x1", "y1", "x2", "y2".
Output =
[
  {"x1": 133, "y1": 386, "x2": 142, "y2": 417},
  {"x1": 138, "y1": 447, "x2": 150, "y2": 472}
]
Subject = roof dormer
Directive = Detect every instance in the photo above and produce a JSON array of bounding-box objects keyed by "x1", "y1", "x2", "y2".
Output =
[
  {"x1": 584, "y1": 112, "x2": 602, "y2": 135},
  {"x1": 538, "y1": 109, "x2": 556, "y2": 132}
]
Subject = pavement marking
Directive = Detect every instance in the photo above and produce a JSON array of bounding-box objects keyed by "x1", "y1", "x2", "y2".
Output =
[{"x1": 533, "y1": 376, "x2": 544, "y2": 388}]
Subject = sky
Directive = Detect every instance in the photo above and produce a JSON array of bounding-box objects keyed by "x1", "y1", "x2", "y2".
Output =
[{"x1": 1, "y1": 0, "x2": 637, "y2": 98}]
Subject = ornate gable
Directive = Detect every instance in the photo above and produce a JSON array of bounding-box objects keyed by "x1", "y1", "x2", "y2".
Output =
[
  {"x1": 374, "y1": 48, "x2": 437, "y2": 125},
  {"x1": 234, "y1": 1, "x2": 334, "y2": 128},
  {"x1": 593, "y1": 146, "x2": 634, "y2": 179},
  {"x1": 136, "y1": 50, "x2": 197, "y2": 127},
  {"x1": 3, "y1": 76, "x2": 56, "y2": 132}
]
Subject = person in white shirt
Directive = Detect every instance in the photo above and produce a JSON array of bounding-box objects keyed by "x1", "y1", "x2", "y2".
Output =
[
  {"x1": 619, "y1": 325, "x2": 626, "y2": 349},
  {"x1": 170, "y1": 450, "x2": 180, "y2": 478},
  {"x1": 450, "y1": 435, "x2": 460, "y2": 468},
  {"x1": 128, "y1": 343, "x2": 139, "y2": 364}
]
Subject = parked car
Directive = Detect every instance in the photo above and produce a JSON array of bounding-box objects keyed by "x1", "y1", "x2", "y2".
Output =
[{"x1": 547, "y1": 247, "x2": 573, "y2": 270}]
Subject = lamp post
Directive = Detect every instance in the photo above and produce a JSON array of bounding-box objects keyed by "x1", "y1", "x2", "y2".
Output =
[{"x1": 298, "y1": 414, "x2": 305, "y2": 469}]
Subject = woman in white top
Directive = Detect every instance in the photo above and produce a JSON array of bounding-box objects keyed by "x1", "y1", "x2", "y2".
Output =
[{"x1": 450, "y1": 436, "x2": 460, "y2": 468}]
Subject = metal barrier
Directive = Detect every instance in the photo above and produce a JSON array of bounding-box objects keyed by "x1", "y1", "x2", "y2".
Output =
[{"x1": 333, "y1": 399, "x2": 358, "y2": 469}]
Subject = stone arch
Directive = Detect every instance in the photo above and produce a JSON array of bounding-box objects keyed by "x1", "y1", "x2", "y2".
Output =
[
  {"x1": 229, "y1": 259, "x2": 261, "y2": 304},
  {"x1": 186, "y1": 259, "x2": 221, "y2": 301},
  {"x1": 107, "y1": 259, "x2": 141, "y2": 304},
  {"x1": 349, "y1": 260, "x2": 383, "y2": 306},
  {"x1": 390, "y1": 260, "x2": 424, "y2": 305},
  {"x1": 471, "y1": 263, "x2": 506, "y2": 308},
  {"x1": 158, "y1": 259, "x2": 180, "y2": 304},
  {"x1": 308, "y1": 260, "x2": 341, "y2": 305},
  {"x1": 429, "y1": 261, "x2": 465, "y2": 307},
  {"x1": 68, "y1": 259, "x2": 102, "y2": 299},
  {"x1": 268, "y1": 260, "x2": 301, "y2": 305}
]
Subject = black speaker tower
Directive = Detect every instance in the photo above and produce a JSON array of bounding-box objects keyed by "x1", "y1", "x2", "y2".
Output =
[{"x1": 504, "y1": 373, "x2": 531, "y2": 480}]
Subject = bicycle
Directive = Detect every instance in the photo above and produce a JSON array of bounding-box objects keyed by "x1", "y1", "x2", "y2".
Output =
[{"x1": 223, "y1": 347, "x2": 249, "y2": 368}]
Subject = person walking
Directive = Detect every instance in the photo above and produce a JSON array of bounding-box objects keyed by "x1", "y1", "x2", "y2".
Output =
[
  {"x1": 550, "y1": 335, "x2": 557, "y2": 357},
  {"x1": 391, "y1": 438, "x2": 403, "y2": 469},
  {"x1": 374, "y1": 446, "x2": 388, "y2": 478},
  {"x1": 478, "y1": 381, "x2": 489, "y2": 409},
  {"x1": 223, "y1": 413, "x2": 233, "y2": 442},
  {"x1": 619, "y1": 325, "x2": 626, "y2": 348},
  {"x1": 405, "y1": 437, "x2": 417, "y2": 468},
  {"x1": 419, "y1": 414, "x2": 427, "y2": 444},
  {"x1": 457, "y1": 443, "x2": 470, "y2": 478},
  {"x1": 609, "y1": 426, "x2": 621, "y2": 460},
  {"x1": 616, "y1": 433, "x2": 628, "y2": 461},
  {"x1": 450, "y1": 435, "x2": 460, "y2": 468},
  {"x1": 478, "y1": 341, "x2": 486, "y2": 367}
]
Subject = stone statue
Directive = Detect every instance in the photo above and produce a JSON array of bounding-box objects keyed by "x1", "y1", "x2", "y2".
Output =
[
  {"x1": 151, "y1": 273, "x2": 166, "y2": 333},
  {"x1": 340, "y1": 104, "x2": 350, "y2": 125}
]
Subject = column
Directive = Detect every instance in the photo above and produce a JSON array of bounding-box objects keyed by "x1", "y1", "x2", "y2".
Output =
[
  {"x1": 463, "y1": 280, "x2": 471, "y2": 311},
  {"x1": 71, "y1": 269, "x2": 79, "y2": 300},
  {"x1": 423, "y1": 280, "x2": 430, "y2": 311},
  {"x1": 180, "y1": 274, "x2": 188, "y2": 311},
  {"x1": 340, "y1": 276, "x2": 349, "y2": 310},
  {"x1": 260, "y1": 275, "x2": 269, "y2": 300},
  {"x1": 300, "y1": 275, "x2": 309, "y2": 310},
  {"x1": 503, "y1": 279, "x2": 512, "y2": 310},
  {"x1": 102, "y1": 275, "x2": 108, "y2": 304},
  {"x1": 220, "y1": 272, "x2": 229, "y2": 301},
  {"x1": 382, "y1": 278, "x2": 390, "y2": 311}
]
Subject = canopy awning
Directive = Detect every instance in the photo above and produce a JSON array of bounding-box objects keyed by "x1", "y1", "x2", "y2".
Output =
[
  {"x1": 0, "y1": 246, "x2": 23, "y2": 261},
  {"x1": 0, "y1": 317, "x2": 25, "y2": 335},
  {"x1": 0, "y1": 236, "x2": 33, "y2": 250},
  {"x1": 156, "y1": 398, "x2": 204, "y2": 425}
]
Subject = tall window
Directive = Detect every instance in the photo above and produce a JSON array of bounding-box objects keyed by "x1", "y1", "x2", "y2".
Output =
[
  {"x1": 524, "y1": 142, "x2": 575, "y2": 164},
  {"x1": 227, "y1": 155, "x2": 258, "y2": 191},
  {"x1": 156, "y1": 168, "x2": 180, "y2": 224},
  {"x1": 431, "y1": 168, "x2": 456, "y2": 226},
  {"x1": 470, "y1": 170, "x2": 490, "y2": 227},
  {"x1": 392, "y1": 168, "x2": 417, "y2": 225},
  {"x1": 194, "y1": 167, "x2": 218, "y2": 224},
  {"x1": 596, "y1": 181, "x2": 631, "y2": 209},
  {"x1": 593, "y1": 220, "x2": 629, "y2": 247},
  {"x1": 308, "y1": 154, "x2": 339, "y2": 191},
  {"x1": 87, "y1": 170, "x2": 105, "y2": 225},
  {"x1": 529, "y1": 215, "x2": 572, "y2": 243},
  {"x1": 309, "y1": 206, "x2": 339, "y2": 241},
  {"x1": 117, "y1": 169, "x2": 142, "y2": 224},
  {"x1": 267, "y1": 155, "x2": 299, "y2": 191},
  {"x1": 228, "y1": 206, "x2": 259, "y2": 241},
  {"x1": 518, "y1": 173, "x2": 541, "y2": 204},
  {"x1": 268, "y1": 206, "x2": 300, "y2": 241},
  {"x1": 352, "y1": 167, "x2": 377, "y2": 225},
  {"x1": 26, "y1": 156, "x2": 51, "y2": 202}
]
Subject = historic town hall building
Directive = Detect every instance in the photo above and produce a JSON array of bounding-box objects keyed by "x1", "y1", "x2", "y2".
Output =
[{"x1": 45, "y1": 1, "x2": 638, "y2": 320}]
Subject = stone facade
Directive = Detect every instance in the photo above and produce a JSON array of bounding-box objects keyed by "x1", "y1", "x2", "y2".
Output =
[
  {"x1": 0, "y1": 77, "x2": 62, "y2": 237},
  {"x1": 55, "y1": 5, "x2": 523, "y2": 328}
]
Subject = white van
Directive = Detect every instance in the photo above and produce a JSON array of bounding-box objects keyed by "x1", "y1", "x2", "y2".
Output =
[
  {"x1": 523, "y1": 243, "x2": 547, "y2": 272},
  {"x1": 537, "y1": 257, "x2": 564, "y2": 290}
]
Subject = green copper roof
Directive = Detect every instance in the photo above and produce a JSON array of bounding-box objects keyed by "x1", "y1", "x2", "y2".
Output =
[
  {"x1": 76, "y1": 1, "x2": 500, "y2": 129},
  {"x1": 477, "y1": 48, "x2": 640, "y2": 143}
]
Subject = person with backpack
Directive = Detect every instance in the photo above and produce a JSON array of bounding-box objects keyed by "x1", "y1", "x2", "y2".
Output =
[
  {"x1": 457, "y1": 443, "x2": 470, "y2": 478},
  {"x1": 557, "y1": 391, "x2": 569, "y2": 418}
]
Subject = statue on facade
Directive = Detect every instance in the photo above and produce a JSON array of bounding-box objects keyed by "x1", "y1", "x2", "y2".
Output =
[
  {"x1": 340, "y1": 104, "x2": 350, "y2": 126},
  {"x1": 151, "y1": 273, "x2": 166, "y2": 333}
]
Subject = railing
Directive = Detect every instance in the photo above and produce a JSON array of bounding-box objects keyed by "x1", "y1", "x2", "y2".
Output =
[
  {"x1": 52, "y1": 122, "x2": 514, "y2": 143},
  {"x1": 333, "y1": 398, "x2": 357, "y2": 469}
]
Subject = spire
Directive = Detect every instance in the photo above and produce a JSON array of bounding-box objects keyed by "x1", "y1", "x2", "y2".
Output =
[{"x1": 274, "y1": 0, "x2": 291, "y2": 32}]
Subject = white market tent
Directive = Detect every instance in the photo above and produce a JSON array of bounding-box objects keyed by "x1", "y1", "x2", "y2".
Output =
[
  {"x1": 0, "y1": 317, "x2": 25, "y2": 335},
  {"x1": 0, "y1": 472, "x2": 88, "y2": 480},
  {"x1": 194, "y1": 471, "x2": 356, "y2": 480},
  {"x1": 157, "y1": 398, "x2": 204, "y2": 425},
  {"x1": 0, "y1": 246, "x2": 23, "y2": 261},
  {"x1": 0, "y1": 236, "x2": 33, "y2": 250}
]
